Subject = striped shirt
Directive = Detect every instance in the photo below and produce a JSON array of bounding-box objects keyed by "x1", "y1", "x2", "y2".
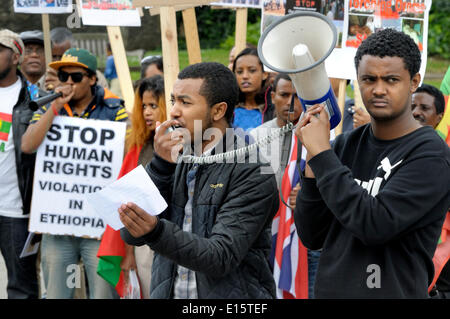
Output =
[{"x1": 173, "y1": 163, "x2": 199, "y2": 299}]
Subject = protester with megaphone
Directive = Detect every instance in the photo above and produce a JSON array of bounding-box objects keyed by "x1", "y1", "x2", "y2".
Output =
[{"x1": 293, "y1": 28, "x2": 450, "y2": 298}]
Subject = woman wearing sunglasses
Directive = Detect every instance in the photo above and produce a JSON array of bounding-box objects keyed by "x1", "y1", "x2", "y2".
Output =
[{"x1": 20, "y1": 48, "x2": 128, "y2": 299}]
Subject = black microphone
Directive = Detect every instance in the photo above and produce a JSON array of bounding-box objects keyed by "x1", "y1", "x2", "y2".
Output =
[{"x1": 29, "y1": 92, "x2": 62, "y2": 111}]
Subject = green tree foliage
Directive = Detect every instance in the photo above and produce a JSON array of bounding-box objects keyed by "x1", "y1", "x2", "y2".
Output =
[
  {"x1": 178, "y1": 7, "x2": 260, "y2": 50},
  {"x1": 428, "y1": 0, "x2": 450, "y2": 59}
]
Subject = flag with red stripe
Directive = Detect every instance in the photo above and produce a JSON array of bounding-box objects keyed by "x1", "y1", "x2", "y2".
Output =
[
  {"x1": 269, "y1": 133, "x2": 309, "y2": 299},
  {"x1": 97, "y1": 145, "x2": 142, "y2": 298},
  {"x1": 0, "y1": 112, "x2": 12, "y2": 142}
]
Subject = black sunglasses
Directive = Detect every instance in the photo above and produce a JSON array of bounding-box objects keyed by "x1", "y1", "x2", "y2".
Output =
[{"x1": 58, "y1": 70, "x2": 89, "y2": 83}]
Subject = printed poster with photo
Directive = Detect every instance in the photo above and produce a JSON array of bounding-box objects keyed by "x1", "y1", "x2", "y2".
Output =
[
  {"x1": 261, "y1": 0, "x2": 432, "y2": 80},
  {"x1": 80, "y1": 0, "x2": 141, "y2": 27},
  {"x1": 14, "y1": 0, "x2": 73, "y2": 14},
  {"x1": 211, "y1": 0, "x2": 263, "y2": 8},
  {"x1": 261, "y1": 1, "x2": 344, "y2": 46},
  {"x1": 328, "y1": 0, "x2": 431, "y2": 80}
]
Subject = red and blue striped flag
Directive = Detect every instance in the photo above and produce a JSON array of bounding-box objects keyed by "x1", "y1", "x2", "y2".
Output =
[{"x1": 269, "y1": 133, "x2": 309, "y2": 299}]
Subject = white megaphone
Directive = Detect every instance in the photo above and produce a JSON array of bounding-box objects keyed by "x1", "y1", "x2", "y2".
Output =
[{"x1": 258, "y1": 11, "x2": 341, "y2": 129}]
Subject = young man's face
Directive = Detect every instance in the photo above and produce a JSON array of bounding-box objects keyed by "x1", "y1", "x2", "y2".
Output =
[
  {"x1": 170, "y1": 78, "x2": 213, "y2": 145},
  {"x1": 357, "y1": 55, "x2": 420, "y2": 122},
  {"x1": 271, "y1": 78, "x2": 302, "y2": 125},
  {"x1": 411, "y1": 92, "x2": 442, "y2": 128},
  {"x1": 59, "y1": 66, "x2": 96, "y2": 102}
]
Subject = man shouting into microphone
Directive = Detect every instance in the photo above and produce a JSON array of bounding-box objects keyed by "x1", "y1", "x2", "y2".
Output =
[
  {"x1": 21, "y1": 48, "x2": 127, "y2": 299},
  {"x1": 119, "y1": 62, "x2": 279, "y2": 299}
]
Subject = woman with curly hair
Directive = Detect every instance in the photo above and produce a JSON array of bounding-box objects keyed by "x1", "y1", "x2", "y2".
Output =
[{"x1": 97, "y1": 75, "x2": 166, "y2": 299}]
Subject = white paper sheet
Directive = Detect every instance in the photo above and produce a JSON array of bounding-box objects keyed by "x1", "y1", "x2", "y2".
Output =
[{"x1": 85, "y1": 165, "x2": 167, "y2": 230}]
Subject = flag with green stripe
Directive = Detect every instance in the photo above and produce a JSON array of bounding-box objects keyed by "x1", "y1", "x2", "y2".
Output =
[
  {"x1": 0, "y1": 112, "x2": 12, "y2": 141},
  {"x1": 97, "y1": 145, "x2": 142, "y2": 298}
]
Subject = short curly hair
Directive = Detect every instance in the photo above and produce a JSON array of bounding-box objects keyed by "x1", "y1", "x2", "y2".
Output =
[
  {"x1": 354, "y1": 28, "x2": 421, "y2": 79},
  {"x1": 178, "y1": 62, "x2": 239, "y2": 124}
]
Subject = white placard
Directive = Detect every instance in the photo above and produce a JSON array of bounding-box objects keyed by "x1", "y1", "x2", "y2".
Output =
[
  {"x1": 80, "y1": 0, "x2": 141, "y2": 26},
  {"x1": 211, "y1": 0, "x2": 262, "y2": 9},
  {"x1": 29, "y1": 116, "x2": 126, "y2": 239},
  {"x1": 14, "y1": 0, "x2": 73, "y2": 14}
]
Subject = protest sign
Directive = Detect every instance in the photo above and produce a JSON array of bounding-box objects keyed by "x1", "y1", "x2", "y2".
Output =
[
  {"x1": 29, "y1": 116, "x2": 126, "y2": 239},
  {"x1": 80, "y1": 0, "x2": 141, "y2": 26},
  {"x1": 210, "y1": 0, "x2": 263, "y2": 8},
  {"x1": 261, "y1": 0, "x2": 432, "y2": 81},
  {"x1": 329, "y1": 0, "x2": 432, "y2": 80},
  {"x1": 14, "y1": 0, "x2": 73, "y2": 14}
]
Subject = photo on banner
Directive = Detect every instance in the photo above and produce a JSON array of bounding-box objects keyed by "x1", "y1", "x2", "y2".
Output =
[
  {"x1": 28, "y1": 116, "x2": 126, "y2": 239},
  {"x1": 80, "y1": 0, "x2": 141, "y2": 26},
  {"x1": 261, "y1": 0, "x2": 344, "y2": 46},
  {"x1": 211, "y1": 0, "x2": 263, "y2": 8},
  {"x1": 336, "y1": 0, "x2": 431, "y2": 80},
  {"x1": 14, "y1": 0, "x2": 73, "y2": 13}
]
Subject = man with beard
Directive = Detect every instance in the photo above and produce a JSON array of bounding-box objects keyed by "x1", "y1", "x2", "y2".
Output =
[
  {"x1": 0, "y1": 29, "x2": 39, "y2": 298},
  {"x1": 294, "y1": 28, "x2": 450, "y2": 298},
  {"x1": 119, "y1": 62, "x2": 279, "y2": 298}
]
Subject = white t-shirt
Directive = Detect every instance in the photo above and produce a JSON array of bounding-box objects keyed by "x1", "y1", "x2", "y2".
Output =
[{"x1": 0, "y1": 77, "x2": 26, "y2": 218}]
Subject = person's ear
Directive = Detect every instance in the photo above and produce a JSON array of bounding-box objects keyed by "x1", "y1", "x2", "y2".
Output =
[
  {"x1": 262, "y1": 71, "x2": 269, "y2": 81},
  {"x1": 12, "y1": 52, "x2": 20, "y2": 66},
  {"x1": 411, "y1": 73, "x2": 421, "y2": 93},
  {"x1": 271, "y1": 89, "x2": 275, "y2": 101},
  {"x1": 211, "y1": 102, "x2": 227, "y2": 122},
  {"x1": 437, "y1": 112, "x2": 443, "y2": 124},
  {"x1": 88, "y1": 73, "x2": 97, "y2": 86}
]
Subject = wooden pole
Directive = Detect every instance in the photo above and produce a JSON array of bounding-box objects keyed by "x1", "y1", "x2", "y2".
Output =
[
  {"x1": 41, "y1": 14, "x2": 52, "y2": 66},
  {"x1": 182, "y1": 8, "x2": 202, "y2": 65},
  {"x1": 334, "y1": 79, "x2": 347, "y2": 136},
  {"x1": 353, "y1": 80, "x2": 367, "y2": 111},
  {"x1": 106, "y1": 26, "x2": 135, "y2": 113},
  {"x1": 160, "y1": 6, "x2": 180, "y2": 115},
  {"x1": 234, "y1": 8, "x2": 248, "y2": 56}
]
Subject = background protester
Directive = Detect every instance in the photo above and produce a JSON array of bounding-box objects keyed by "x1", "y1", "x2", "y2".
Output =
[
  {"x1": 0, "y1": 29, "x2": 39, "y2": 299},
  {"x1": 232, "y1": 48, "x2": 272, "y2": 131},
  {"x1": 140, "y1": 55, "x2": 163, "y2": 80},
  {"x1": 412, "y1": 83, "x2": 445, "y2": 129},
  {"x1": 21, "y1": 48, "x2": 127, "y2": 299},
  {"x1": 44, "y1": 27, "x2": 108, "y2": 92},
  {"x1": 104, "y1": 43, "x2": 122, "y2": 98},
  {"x1": 19, "y1": 30, "x2": 46, "y2": 100},
  {"x1": 97, "y1": 75, "x2": 167, "y2": 299}
]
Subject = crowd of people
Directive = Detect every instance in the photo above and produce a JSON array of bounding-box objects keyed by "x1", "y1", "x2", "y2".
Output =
[{"x1": 0, "y1": 25, "x2": 449, "y2": 300}]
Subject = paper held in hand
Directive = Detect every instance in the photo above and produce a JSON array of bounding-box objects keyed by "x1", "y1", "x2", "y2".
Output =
[{"x1": 85, "y1": 165, "x2": 167, "y2": 230}]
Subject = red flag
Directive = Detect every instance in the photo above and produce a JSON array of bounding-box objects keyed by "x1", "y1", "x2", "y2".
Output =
[{"x1": 96, "y1": 145, "x2": 142, "y2": 297}]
